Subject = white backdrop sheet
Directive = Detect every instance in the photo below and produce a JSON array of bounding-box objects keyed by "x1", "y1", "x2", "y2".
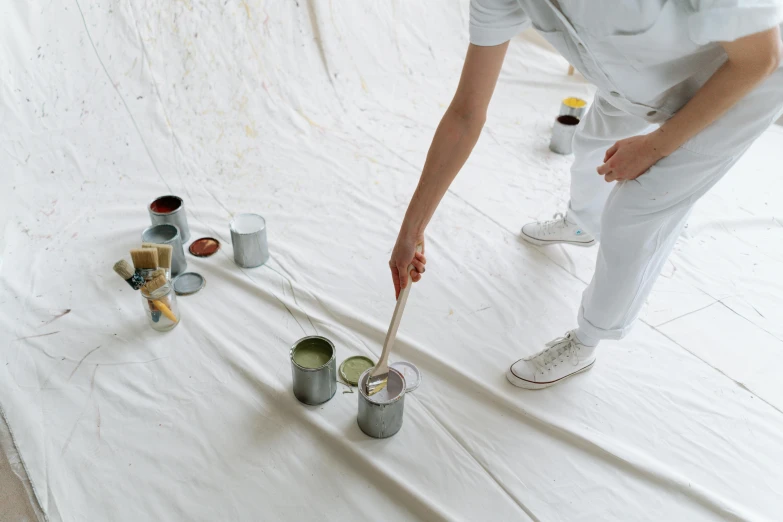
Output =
[{"x1": 2, "y1": 1, "x2": 783, "y2": 521}]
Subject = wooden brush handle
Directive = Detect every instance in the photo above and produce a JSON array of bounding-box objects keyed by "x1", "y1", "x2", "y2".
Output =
[
  {"x1": 373, "y1": 244, "x2": 423, "y2": 376},
  {"x1": 152, "y1": 300, "x2": 178, "y2": 323}
]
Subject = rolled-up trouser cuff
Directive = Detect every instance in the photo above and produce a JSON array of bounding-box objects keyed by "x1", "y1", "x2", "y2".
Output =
[{"x1": 577, "y1": 304, "x2": 632, "y2": 341}]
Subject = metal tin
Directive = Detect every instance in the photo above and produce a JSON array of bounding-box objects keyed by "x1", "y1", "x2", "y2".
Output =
[
  {"x1": 141, "y1": 224, "x2": 187, "y2": 277},
  {"x1": 290, "y1": 336, "x2": 337, "y2": 406},
  {"x1": 549, "y1": 115, "x2": 580, "y2": 155},
  {"x1": 230, "y1": 213, "x2": 269, "y2": 268},
  {"x1": 559, "y1": 97, "x2": 587, "y2": 120},
  {"x1": 357, "y1": 367, "x2": 406, "y2": 439},
  {"x1": 173, "y1": 272, "x2": 205, "y2": 295},
  {"x1": 148, "y1": 195, "x2": 191, "y2": 243}
]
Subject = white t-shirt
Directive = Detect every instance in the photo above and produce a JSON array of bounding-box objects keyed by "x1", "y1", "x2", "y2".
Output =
[{"x1": 469, "y1": 0, "x2": 783, "y2": 122}]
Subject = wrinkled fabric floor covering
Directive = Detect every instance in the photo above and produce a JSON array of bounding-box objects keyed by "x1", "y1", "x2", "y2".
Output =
[{"x1": 2, "y1": 1, "x2": 782, "y2": 521}]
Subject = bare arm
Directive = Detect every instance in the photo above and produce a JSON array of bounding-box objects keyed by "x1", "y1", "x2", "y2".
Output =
[
  {"x1": 598, "y1": 26, "x2": 782, "y2": 182},
  {"x1": 389, "y1": 42, "x2": 509, "y2": 297}
]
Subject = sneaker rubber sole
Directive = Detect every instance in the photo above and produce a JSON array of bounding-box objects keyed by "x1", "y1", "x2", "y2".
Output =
[
  {"x1": 519, "y1": 230, "x2": 596, "y2": 247},
  {"x1": 506, "y1": 359, "x2": 596, "y2": 390}
]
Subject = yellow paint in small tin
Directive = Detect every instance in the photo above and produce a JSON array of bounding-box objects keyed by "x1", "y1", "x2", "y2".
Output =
[{"x1": 563, "y1": 97, "x2": 587, "y2": 108}]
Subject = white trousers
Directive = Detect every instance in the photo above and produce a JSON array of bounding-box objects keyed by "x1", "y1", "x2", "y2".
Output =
[{"x1": 569, "y1": 69, "x2": 783, "y2": 340}]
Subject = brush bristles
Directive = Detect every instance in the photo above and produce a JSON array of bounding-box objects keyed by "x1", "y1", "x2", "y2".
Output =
[
  {"x1": 367, "y1": 379, "x2": 388, "y2": 396},
  {"x1": 156, "y1": 245, "x2": 173, "y2": 269},
  {"x1": 143, "y1": 274, "x2": 168, "y2": 294},
  {"x1": 142, "y1": 243, "x2": 173, "y2": 269},
  {"x1": 151, "y1": 268, "x2": 166, "y2": 281},
  {"x1": 130, "y1": 248, "x2": 159, "y2": 270},
  {"x1": 113, "y1": 259, "x2": 135, "y2": 280}
]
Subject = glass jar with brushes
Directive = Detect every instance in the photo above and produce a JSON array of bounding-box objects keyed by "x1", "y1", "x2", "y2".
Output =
[{"x1": 140, "y1": 273, "x2": 180, "y2": 332}]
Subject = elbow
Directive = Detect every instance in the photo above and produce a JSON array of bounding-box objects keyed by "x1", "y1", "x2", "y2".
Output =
[
  {"x1": 448, "y1": 102, "x2": 487, "y2": 130},
  {"x1": 752, "y1": 37, "x2": 781, "y2": 76},
  {"x1": 726, "y1": 28, "x2": 782, "y2": 78},
  {"x1": 761, "y1": 39, "x2": 782, "y2": 75},
  {"x1": 770, "y1": 40, "x2": 783, "y2": 73}
]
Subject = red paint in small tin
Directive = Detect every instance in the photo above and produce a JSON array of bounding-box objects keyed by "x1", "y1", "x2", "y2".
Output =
[{"x1": 150, "y1": 195, "x2": 182, "y2": 214}]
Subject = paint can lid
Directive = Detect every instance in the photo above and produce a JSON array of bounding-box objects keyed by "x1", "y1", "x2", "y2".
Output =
[
  {"x1": 173, "y1": 272, "x2": 206, "y2": 295},
  {"x1": 391, "y1": 361, "x2": 421, "y2": 392},
  {"x1": 339, "y1": 356, "x2": 375, "y2": 386},
  {"x1": 189, "y1": 237, "x2": 221, "y2": 257}
]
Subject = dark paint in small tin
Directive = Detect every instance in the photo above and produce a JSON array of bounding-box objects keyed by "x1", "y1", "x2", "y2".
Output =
[{"x1": 149, "y1": 195, "x2": 182, "y2": 214}]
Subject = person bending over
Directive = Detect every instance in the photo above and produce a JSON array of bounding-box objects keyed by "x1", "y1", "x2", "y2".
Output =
[{"x1": 390, "y1": 1, "x2": 783, "y2": 389}]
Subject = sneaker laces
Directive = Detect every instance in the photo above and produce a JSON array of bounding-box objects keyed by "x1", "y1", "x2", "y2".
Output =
[
  {"x1": 525, "y1": 332, "x2": 581, "y2": 371},
  {"x1": 539, "y1": 212, "x2": 569, "y2": 234}
]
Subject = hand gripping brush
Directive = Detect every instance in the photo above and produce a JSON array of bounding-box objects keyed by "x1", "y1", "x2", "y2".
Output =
[{"x1": 366, "y1": 245, "x2": 422, "y2": 397}]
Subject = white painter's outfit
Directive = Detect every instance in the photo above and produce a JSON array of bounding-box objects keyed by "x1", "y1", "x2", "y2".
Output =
[{"x1": 471, "y1": 0, "x2": 783, "y2": 341}]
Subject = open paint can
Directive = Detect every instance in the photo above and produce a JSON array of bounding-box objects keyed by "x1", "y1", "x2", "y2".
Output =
[
  {"x1": 141, "y1": 223, "x2": 188, "y2": 277},
  {"x1": 357, "y1": 366, "x2": 411, "y2": 439},
  {"x1": 149, "y1": 195, "x2": 191, "y2": 243},
  {"x1": 230, "y1": 213, "x2": 269, "y2": 268},
  {"x1": 559, "y1": 97, "x2": 587, "y2": 120},
  {"x1": 549, "y1": 115, "x2": 580, "y2": 155},
  {"x1": 291, "y1": 336, "x2": 337, "y2": 405}
]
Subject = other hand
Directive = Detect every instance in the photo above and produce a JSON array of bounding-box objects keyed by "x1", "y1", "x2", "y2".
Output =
[
  {"x1": 389, "y1": 233, "x2": 426, "y2": 299},
  {"x1": 597, "y1": 133, "x2": 666, "y2": 183}
]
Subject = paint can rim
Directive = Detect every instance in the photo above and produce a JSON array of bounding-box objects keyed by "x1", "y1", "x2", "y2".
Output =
[
  {"x1": 290, "y1": 336, "x2": 336, "y2": 372},
  {"x1": 148, "y1": 195, "x2": 184, "y2": 216},
  {"x1": 358, "y1": 367, "x2": 406, "y2": 405}
]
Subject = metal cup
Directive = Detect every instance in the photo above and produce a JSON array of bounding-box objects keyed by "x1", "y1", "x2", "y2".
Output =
[
  {"x1": 141, "y1": 224, "x2": 187, "y2": 277},
  {"x1": 549, "y1": 115, "x2": 580, "y2": 155},
  {"x1": 290, "y1": 336, "x2": 337, "y2": 405},
  {"x1": 357, "y1": 367, "x2": 406, "y2": 439},
  {"x1": 559, "y1": 97, "x2": 587, "y2": 120},
  {"x1": 149, "y1": 195, "x2": 190, "y2": 243},
  {"x1": 230, "y1": 213, "x2": 269, "y2": 268}
]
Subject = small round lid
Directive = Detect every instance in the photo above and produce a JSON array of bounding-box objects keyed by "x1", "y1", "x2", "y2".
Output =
[
  {"x1": 390, "y1": 361, "x2": 421, "y2": 392},
  {"x1": 189, "y1": 237, "x2": 220, "y2": 257},
  {"x1": 173, "y1": 272, "x2": 205, "y2": 295},
  {"x1": 339, "y1": 356, "x2": 375, "y2": 386}
]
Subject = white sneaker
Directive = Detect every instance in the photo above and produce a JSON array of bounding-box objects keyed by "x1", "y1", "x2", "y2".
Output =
[
  {"x1": 506, "y1": 331, "x2": 596, "y2": 390},
  {"x1": 520, "y1": 212, "x2": 595, "y2": 246}
]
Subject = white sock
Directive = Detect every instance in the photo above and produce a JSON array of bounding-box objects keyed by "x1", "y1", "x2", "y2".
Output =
[{"x1": 574, "y1": 329, "x2": 600, "y2": 348}]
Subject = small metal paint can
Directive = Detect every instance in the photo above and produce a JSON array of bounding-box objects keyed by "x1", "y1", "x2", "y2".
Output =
[
  {"x1": 141, "y1": 224, "x2": 188, "y2": 277},
  {"x1": 291, "y1": 336, "x2": 337, "y2": 406},
  {"x1": 149, "y1": 195, "x2": 191, "y2": 243},
  {"x1": 230, "y1": 213, "x2": 269, "y2": 268},
  {"x1": 357, "y1": 367, "x2": 407, "y2": 439},
  {"x1": 559, "y1": 97, "x2": 587, "y2": 120},
  {"x1": 549, "y1": 115, "x2": 580, "y2": 155}
]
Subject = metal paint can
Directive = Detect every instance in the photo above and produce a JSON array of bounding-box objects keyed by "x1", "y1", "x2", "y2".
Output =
[
  {"x1": 148, "y1": 195, "x2": 191, "y2": 243},
  {"x1": 290, "y1": 336, "x2": 337, "y2": 405},
  {"x1": 230, "y1": 213, "x2": 269, "y2": 268},
  {"x1": 549, "y1": 115, "x2": 580, "y2": 155},
  {"x1": 141, "y1": 224, "x2": 187, "y2": 277},
  {"x1": 559, "y1": 97, "x2": 587, "y2": 120},
  {"x1": 357, "y1": 367, "x2": 407, "y2": 439}
]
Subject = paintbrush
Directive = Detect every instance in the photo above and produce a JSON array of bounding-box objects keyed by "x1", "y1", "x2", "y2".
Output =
[
  {"x1": 142, "y1": 243, "x2": 173, "y2": 277},
  {"x1": 130, "y1": 248, "x2": 162, "y2": 321},
  {"x1": 130, "y1": 248, "x2": 159, "y2": 281},
  {"x1": 113, "y1": 259, "x2": 145, "y2": 290},
  {"x1": 366, "y1": 244, "x2": 422, "y2": 397},
  {"x1": 143, "y1": 274, "x2": 178, "y2": 323}
]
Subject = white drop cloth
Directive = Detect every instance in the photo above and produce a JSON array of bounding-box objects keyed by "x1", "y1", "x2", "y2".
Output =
[{"x1": 2, "y1": 1, "x2": 783, "y2": 521}]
